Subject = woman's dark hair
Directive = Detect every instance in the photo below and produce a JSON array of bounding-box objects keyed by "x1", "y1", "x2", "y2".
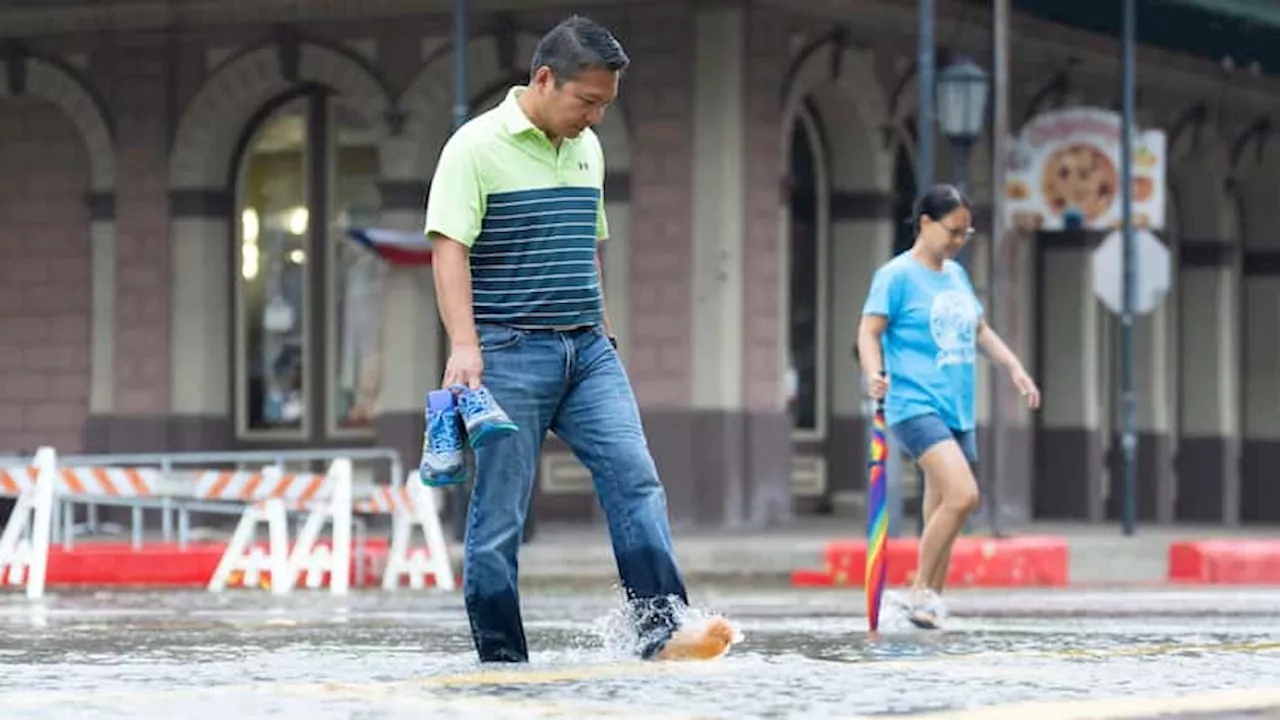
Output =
[{"x1": 910, "y1": 183, "x2": 972, "y2": 236}]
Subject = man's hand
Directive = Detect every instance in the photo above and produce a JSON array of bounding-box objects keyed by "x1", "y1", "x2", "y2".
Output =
[{"x1": 443, "y1": 342, "x2": 483, "y2": 390}]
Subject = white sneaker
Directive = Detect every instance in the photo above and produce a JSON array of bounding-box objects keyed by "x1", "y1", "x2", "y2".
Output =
[{"x1": 906, "y1": 588, "x2": 945, "y2": 630}]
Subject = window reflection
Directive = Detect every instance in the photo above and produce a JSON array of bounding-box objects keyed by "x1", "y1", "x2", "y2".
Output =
[
  {"x1": 238, "y1": 101, "x2": 308, "y2": 433},
  {"x1": 788, "y1": 118, "x2": 819, "y2": 433},
  {"x1": 331, "y1": 102, "x2": 384, "y2": 431}
]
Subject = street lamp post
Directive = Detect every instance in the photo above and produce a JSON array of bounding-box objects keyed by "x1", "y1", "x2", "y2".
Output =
[{"x1": 936, "y1": 56, "x2": 990, "y2": 270}]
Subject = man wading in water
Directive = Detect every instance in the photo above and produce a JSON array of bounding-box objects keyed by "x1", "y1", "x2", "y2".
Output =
[{"x1": 424, "y1": 14, "x2": 739, "y2": 664}]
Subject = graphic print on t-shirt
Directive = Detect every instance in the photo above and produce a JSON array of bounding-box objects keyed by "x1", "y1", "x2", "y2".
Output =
[{"x1": 928, "y1": 288, "x2": 978, "y2": 368}]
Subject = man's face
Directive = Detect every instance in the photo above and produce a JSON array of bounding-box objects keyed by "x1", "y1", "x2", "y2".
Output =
[{"x1": 531, "y1": 65, "x2": 618, "y2": 140}]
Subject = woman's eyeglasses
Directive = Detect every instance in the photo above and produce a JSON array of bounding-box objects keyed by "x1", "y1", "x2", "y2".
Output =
[{"x1": 942, "y1": 224, "x2": 975, "y2": 240}]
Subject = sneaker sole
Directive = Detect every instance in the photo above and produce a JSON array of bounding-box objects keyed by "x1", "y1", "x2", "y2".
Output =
[
  {"x1": 906, "y1": 613, "x2": 941, "y2": 630},
  {"x1": 420, "y1": 468, "x2": 468, "y2": 487},
  {"x1": 468, "y1": 422, "x2": 518, "y2": 448}
]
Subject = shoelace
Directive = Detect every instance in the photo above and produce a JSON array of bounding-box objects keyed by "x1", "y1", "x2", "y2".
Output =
[
  {"x1": 457, "y1": 388, "x2": 492, "y2": 418},
  {"x1": 428, "y1": 411, "x2": 461, "y2": 454}
]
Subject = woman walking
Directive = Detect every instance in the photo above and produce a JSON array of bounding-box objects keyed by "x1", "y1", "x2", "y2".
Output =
[{"x1": 857, "y1": 184, "x2": 1041, "y2": 629}]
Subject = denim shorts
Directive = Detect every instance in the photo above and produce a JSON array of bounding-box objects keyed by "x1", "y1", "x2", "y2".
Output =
[{"x1": 889, "y1": 413, "x2": 978, "y2": 465}]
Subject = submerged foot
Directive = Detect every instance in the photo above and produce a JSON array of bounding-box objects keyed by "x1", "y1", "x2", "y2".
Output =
[{"x1": 655, "y1": 616, "x2": 740, "y2": 661}]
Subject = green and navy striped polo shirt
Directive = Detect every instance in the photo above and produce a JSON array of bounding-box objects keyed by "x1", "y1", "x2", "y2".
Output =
[{"x1": 423, "y1": 86, "x2": 609, "y2": 328}]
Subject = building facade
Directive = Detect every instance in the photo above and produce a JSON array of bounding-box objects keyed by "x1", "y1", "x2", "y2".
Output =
[{"x1": 0, "y1": 0, "x2": 1277, "y2": 530}]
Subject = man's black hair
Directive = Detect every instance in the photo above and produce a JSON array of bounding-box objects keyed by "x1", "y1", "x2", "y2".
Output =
[{"x1": 530, "y1": 15, "x2": 630, "y2": 84}]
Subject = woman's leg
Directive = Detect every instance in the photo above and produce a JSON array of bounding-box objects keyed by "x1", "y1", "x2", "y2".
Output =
[
  {"x1": 928, "y1": 429, "x2": 979, "y2": 592},
  {"x1": 912, "y1": 440, "x2": 980, "y2": 611},
  {"x1": 919, "y1": 478, "x2": 954, "y2": 593}
]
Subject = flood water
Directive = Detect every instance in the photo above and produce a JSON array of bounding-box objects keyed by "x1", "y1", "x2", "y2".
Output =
[{"x1": 2, "y1": 586, "x2": 1279, "y2": 719}]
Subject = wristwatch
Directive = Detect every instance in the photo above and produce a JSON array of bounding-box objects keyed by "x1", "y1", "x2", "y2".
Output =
[{"x1": 608, "y1": 335, "x2": 618, "y2": 350}]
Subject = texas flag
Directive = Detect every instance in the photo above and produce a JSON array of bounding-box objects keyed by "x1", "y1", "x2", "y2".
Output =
[{"x1": 346, "y1": 227, "x2": 433, "y2": 266}]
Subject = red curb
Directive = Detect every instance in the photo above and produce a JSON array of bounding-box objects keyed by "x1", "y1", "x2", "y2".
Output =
[
  {"x1": 1168, "y1": 540, "x2": 1280, "y2": 585},
  {"x1": 791, "y1": 536, "x2": 1070, "y2": 589},
  {"x1": 0, "y1": 539, "x2": 434, "y2": 589}
]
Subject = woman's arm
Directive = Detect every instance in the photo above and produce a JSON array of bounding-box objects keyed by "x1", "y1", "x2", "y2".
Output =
[
  {"x1": 977, "y1": 318, "x2": 1041, "y2": 409},
  {"x1": 857, "y1": 315, "x2": 888, "y2": 378},
  {"x1": 857, "y1": 315, "x2": 890, "y2": 399},
  {"x1": 976, "y1": 318, "x2": 1023, "y2": 372}
]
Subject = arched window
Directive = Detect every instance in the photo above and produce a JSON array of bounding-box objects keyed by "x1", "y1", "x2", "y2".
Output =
[
  {"x1": 234, "y1": 88, "x2": 384, "y2": 440},
  {"x1": 787, "y1": 103, "x2": 829, "y2": 438}
]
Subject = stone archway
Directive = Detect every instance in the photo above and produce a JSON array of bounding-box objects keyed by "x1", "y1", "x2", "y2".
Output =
[
  {"x1": 0, "y1": 55, "x2": 115, "y2": 453},
  {"x1": 166, "y1": 41, "x2": 394, "y2": 433},
  {"x1": 0, "y1": 58, "x2": 115, "y2": 190},
  {"x1": 170, "y1": 43, "x2": 391, "y2": 190},
  {"x1": 779, "y1": 39, "x2": 892, "y2": 512}
]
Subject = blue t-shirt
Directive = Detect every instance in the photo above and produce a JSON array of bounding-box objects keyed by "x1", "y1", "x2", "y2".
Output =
[{"x1": 861, "y1": 253, "x2": 984, "y2": 431}]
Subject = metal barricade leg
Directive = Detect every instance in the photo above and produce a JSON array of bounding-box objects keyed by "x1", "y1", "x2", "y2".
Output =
[
  {"x1": 131, "y1": 506, "x2": 143, "y2": 550},
  {"x1": 63, "y1": 502, "x2": 75, "y2": 551},
  {"x1": 161, "y1": 498, "x2": 173, "y2": 543}
]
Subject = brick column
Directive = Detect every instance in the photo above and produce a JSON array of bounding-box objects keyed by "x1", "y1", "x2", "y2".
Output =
[
  {"x1": 738, "y1": 7, "x2": 792, "y2": 527},
  {"x1": 107, "y1": 39, "x2": 173, "y2": 450},
  {"x1": 620, "y1": 9, "x2": 698, "y2": 523}
]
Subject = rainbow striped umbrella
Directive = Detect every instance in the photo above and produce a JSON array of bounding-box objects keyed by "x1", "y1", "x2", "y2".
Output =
[{"x1": 865, "y1": 397, "x2": 889, "y2": 632}]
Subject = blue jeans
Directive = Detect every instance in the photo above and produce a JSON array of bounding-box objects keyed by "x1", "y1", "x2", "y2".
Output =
[{"x1": 464, "y1": 322, "x2": 688, "y2": 663}]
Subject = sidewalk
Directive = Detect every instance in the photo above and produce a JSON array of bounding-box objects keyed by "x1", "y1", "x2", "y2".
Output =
[{"x1": 495, "y1": 518, "x2": 1280, "y2": 587}]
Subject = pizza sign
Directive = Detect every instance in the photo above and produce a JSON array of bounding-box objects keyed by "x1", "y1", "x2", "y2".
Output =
[{"x1": 1003, "y1": 107, "x2": 1166, "y2": 232}]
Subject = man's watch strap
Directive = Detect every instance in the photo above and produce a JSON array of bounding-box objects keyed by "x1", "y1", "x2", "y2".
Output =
[{"x1": 608, "y1": 335, "x2": 618, "y2": 350}]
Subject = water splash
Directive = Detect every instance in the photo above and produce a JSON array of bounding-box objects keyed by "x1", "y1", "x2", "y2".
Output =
[
  {"x1": 877, "y1": 589, "x2": 950, "y2": 632},
  {"x1": 588, "y1": 591, "x2": 744, "y2": 659}
]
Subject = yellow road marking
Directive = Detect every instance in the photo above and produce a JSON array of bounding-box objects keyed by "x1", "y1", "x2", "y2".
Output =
[{"x1": 884, "y1": 686, "x2": 1280, "y2": 720}]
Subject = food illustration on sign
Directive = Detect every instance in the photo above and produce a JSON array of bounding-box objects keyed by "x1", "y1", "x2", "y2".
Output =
[
  {"x1": 1040, "y1": 142, "x2": 1118, "y2": 223},
  {"x1": 1133, "y1": 176, "x2": 1154, "y2": 203},
  {"x1": 1135, "y1": 145, "x2": 1158, "y2": 169},
  {"x1": 1001, "y1": 108, "x2": 1166, "y2": 232}
]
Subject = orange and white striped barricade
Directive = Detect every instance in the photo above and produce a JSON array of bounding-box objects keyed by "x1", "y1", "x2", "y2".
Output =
[
  {"x1": 206, "y1": 458, "x2": 354, "y2": 597},
  {"x1": 354, "y1": 475, "x2": 455, "y2": 592},
  {"x1": 1, "y1": 460, "x2": 164, "y2": 551},
  {"x1": 0, "y1": 447, "x2": 59, "y2": 600}
]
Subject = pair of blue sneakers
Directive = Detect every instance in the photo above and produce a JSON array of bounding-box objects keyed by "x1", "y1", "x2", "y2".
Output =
[{"x1": 418, "y1": 384, "x2": 518, "y2": 487}]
